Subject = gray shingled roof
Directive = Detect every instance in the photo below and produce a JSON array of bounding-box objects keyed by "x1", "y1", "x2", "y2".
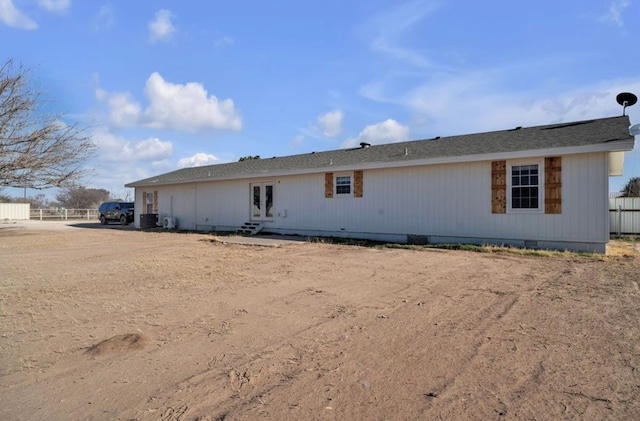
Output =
[{"x1": 126, "y1": 116, "x2": 633, "y2": 187}]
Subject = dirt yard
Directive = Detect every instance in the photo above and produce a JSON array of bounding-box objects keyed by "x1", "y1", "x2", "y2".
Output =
[{"x1": 1, "y1": 221, "x2": 639, "y2": 421}]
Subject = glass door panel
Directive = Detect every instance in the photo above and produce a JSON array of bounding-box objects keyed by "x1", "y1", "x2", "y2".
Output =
[
  {"x1": 252, "y1": 185, "x2": 261, "y2": 218},
  {"x1": 265, "y1": 185, "x2": 273, "y2": 218}
]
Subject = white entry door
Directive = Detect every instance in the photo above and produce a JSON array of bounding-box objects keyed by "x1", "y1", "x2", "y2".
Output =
[{"x1": 250, "y1": 182, "x2": 274, "y2": 221}]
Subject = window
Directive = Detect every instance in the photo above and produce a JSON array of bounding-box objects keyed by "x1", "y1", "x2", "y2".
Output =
[
  {"x1": 146, "y1": 192, "x2": 154, "y2": 213},
  {"x1": 510, "y1": 164, "x2": 540, "y2": 210},
  {"x1": 325, "y1": 171, "x2": 362, "y2": 198},
  {"x1": 335, "y1": 175, "x2": 351, "y2": 195}
]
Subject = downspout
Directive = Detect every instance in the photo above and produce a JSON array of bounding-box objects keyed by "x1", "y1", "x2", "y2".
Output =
[
  {"x1": 603, "y1": 154, "x2": 610, "y2": 243},
  {"x1": 194, "y1": 183, "x2": 198, "y2": 230}
]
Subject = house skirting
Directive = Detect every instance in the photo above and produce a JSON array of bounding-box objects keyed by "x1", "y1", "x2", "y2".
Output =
[
  {"x1": 250, "y1": 227, "x2": 607, "y2": 254},
  {"x1": 180, "y1": 224, "x2": 605, "y2": 253}
]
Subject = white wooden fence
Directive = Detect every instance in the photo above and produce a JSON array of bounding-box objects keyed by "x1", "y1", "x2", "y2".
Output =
[
  {"x1": 29, "y1": 209, "x2": 99, "y2": 221},
  {"x1": 610, "y1": 197, "x2": 640, "y2": 235}
]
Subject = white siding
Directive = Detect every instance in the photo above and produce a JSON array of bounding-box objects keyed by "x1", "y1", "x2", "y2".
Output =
[
  {"x1": 134, "y1": 151, "x2": 610, "y2": 251},
  {"x1": 194, "y1": 180, "x2": 251, "y2": 229},
  {"x1": 0, "y1": 203, "x2": 30, "y2": 220}
]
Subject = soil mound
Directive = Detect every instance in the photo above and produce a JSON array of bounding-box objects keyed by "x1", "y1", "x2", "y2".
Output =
[{"x1": 85, "y1": 333, "x2": 152, "y2": 357}]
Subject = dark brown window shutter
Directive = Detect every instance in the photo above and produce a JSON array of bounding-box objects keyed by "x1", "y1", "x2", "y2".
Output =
[
  {"x1": 354, "y1": 170, "x2": 363, "y2": 198},
  {"x1": 545, "y1": 157, "x2": 561, "y2": 214},
  {"x1": 491, "y1": 160, "x2": 506, "y2": 214},
  {"x1": 153, "y1": 191, "x2": 158, "y2": 214},
  {"x1": 325, "y1": 173, "x2": 333, "y2": 198}
]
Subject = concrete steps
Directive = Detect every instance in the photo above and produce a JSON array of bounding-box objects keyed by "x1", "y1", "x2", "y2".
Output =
[{"x1": 236, "y1": 222, "x2": 263, "y2": 235}]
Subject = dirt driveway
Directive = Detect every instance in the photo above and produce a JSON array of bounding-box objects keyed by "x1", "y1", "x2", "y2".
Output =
[{"x1": 1, "y1": 222, "x2": 639, "y2": 420}]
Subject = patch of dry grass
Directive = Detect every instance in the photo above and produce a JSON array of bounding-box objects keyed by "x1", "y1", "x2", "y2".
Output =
[{"x1": 607, "y1": 239, "x2": 639, "y2": 258}]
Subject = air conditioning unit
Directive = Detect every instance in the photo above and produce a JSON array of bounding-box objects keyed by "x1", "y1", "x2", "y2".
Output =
[{"x1": 163, "y1": 217, "x2": 177, "y2": 229}]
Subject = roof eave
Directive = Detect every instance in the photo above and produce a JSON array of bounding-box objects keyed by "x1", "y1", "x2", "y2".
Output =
[{"x1": 124, "y1": 139, "x2": 634, "y2": 189}]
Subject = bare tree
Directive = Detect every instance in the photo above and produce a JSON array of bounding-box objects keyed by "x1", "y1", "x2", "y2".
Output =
[
  {"x1": 0, "y1": 59, "x2": 95, "y2": 190},
  {"x1": 622, "y1": 177, "x2": 640, "y2": 197},
  {"x1": 56, "y1": 185, "x2": 110, "y2": 209},
  {"x1": 13, "y1": 193, "x2": 55, "y2": 209},
  {"x1": 0, "y1": 190, "x2": 11, "y2": 203}
]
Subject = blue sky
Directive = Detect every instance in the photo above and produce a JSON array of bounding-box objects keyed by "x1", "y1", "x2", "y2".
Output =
[{"x1": 2, "y1": 0, "x2": 639, "y2": 201}]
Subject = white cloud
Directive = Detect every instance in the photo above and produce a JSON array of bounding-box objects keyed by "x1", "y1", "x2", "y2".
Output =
[
  {"x1": 359, "y1": 42, "x2": 640, "y2": 137},
  {"x1": 37, "y1": 0, "x2": 70, "y2": 12},
  {"x1": 359, "y1": 1, "x2": 440, "y2": 68},
  {"x1": 0, "y1": 0, "x2": 38, "y2": 29},
  {"x1": 403, "y1": 74, "x2": 640, "y2": 136},
  {"x1": 93, "y1": 3, "x2": 114, "y2": 30},
  {"x1": 601, "y1": 0, "x2": 630, "y2": 27},
  {"x1": 0, "y1": 0, "x2": 72, "y2": 29},
  {"x1": 103, "y1": 91, "x2": 142, "y2": 127},
  {"x1": 148, "y1": 9, "x2": 175, "y2": 43},
  {"x1": 215, "y1": 36, "x2": 234, "y2": 47},
  {"x1": 143, "y1": 72, "x2": 242, "y2": 131},
  {"x1": 318, "y1": 110, "x2": 344, "y2": 137},
  {"x1": 96, "y1": 72, "x2": 242, "y2": 132},
  {"x1": 341, "y1": 119, "x2": 410, "y2": 148},
  {"x1": 177, "y1": 152, "x2": 221, "y2": 168},
  {"x1": 92, "y1": 129, "x2": 173, "y2": 162},
  {"x1": 71, "y1": 127, "x2": 174, "y2": 196},
  {"x1": 290, "y1": 134, "x2": 305, "y2": 148},
  {"x1": 129, "y1": 137, "x2": 173, "y2": 161}
]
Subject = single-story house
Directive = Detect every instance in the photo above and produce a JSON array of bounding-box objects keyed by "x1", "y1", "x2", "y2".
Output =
[{"x1": 125, "y1": 115, "x2": 636, "y2": 253}]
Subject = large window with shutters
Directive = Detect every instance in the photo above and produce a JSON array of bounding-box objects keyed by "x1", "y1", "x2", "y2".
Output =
[
  {"x1": 141, "y1": 190, "x2": 158, "y2": 213},
  {"x1": 324, "y1": 171, "x2": 363, "y2": 198},
  {"x1": 493, "y1": 157, "x2": 561, "y2": 215}
]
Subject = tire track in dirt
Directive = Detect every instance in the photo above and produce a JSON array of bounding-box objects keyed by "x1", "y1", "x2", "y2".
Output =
[
  {"x1": 418, "y1": 259, "x2": 626, "y2": 420},
  {"x1": 131, "y1": 285, "x2": 362, "y2": 420},
  {"x1": 401, "y1": 262, "x2": 567, "y2": 419},
  {"x1": 140, "y1": 257, "x2": 554, "y2": 420}
]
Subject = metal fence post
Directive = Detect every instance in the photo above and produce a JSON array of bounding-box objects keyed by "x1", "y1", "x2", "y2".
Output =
[{"x1": 617, "y1": 205, "x2": 622, "y2": 236}]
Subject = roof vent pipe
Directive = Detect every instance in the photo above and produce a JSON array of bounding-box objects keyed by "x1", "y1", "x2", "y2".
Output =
[
  {"x1": 404, "y1": 148, "x2": 408, "y2": 156},
  {"x1": 360, "y1": 142, "x2": 371, "y2": 148}
]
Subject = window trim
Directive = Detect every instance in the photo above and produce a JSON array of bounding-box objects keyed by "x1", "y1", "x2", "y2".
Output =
[
  {"x1": 334, "y1": 172, "x2": 353, "y2": 197},
  {"x1": 507, "y1": 159, "x2": 544, "y2": 213}
]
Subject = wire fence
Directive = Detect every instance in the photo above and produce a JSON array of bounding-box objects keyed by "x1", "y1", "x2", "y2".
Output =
[{"x1": 30, "y1": 209, "x2": 99, "y2": 221}]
